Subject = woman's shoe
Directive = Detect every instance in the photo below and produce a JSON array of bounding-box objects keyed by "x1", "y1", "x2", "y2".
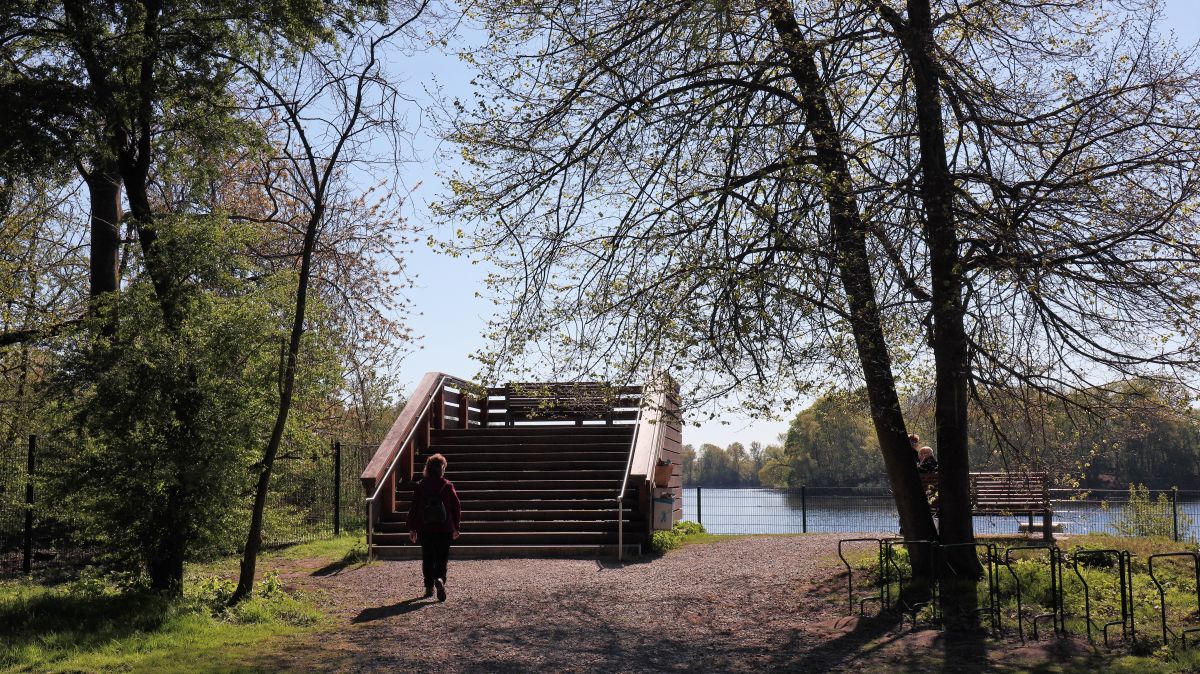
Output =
[
  {"x1": 423, "y1": 585, "x2": 434, "y2": 599},
  {"x1": 434, "y1": 579, "x2": 446, "y2": 602}
]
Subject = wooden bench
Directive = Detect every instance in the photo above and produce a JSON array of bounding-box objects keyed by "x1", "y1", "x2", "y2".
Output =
[
  {"x1": 499, "y1": 383, "x2": 642, "y2": 426},
  {"x1": 922, "y1": 471, "x2": 1054, "y2": 540}
]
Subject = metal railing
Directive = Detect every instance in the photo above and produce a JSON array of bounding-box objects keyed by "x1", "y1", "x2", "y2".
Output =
[
  {"x1": 616, "y1": 402, "x2": 643, "y2": 562},
  {"x1": 364, "y1": 374, "x2": 470, "y2": 556}
]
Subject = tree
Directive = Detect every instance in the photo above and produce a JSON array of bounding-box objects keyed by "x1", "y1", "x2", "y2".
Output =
[
  {"x1": 769, "y1": 392, "x2": 885, "y2": 488},
  {"x1": 846, "y1": 0, "x2": 1200, "y2": 594},
  {"x1": 228, "y1": 1, "x2": 433, "y2": 601},
  {"x1": 442, "y1": 0, "x2": 939, "y2": 558},
  {"x1": 3, "y1": 0, "x2": 414, "y2": 594},
  {"x1": 58, "y1": 217, "x2": 300, "y2": 583}
]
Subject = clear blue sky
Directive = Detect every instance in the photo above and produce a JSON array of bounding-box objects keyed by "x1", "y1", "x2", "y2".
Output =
[{"x1": 388, "y1": 1, "x2": 1200, "y2": 450}]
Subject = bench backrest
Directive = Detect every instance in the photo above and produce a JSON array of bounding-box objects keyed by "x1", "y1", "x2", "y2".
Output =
[{"x1": 969, "y1": 472, "x2": 1049, "y2": 513}]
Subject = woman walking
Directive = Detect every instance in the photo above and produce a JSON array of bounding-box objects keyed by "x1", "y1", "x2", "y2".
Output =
[{"x1": 406, "y1": 453, "x2": 461, "y2": 601}]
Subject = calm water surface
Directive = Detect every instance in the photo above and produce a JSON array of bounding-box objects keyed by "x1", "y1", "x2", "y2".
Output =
[{"x1": 679, "y1": 487, "x2": 1200, "y2": 538}]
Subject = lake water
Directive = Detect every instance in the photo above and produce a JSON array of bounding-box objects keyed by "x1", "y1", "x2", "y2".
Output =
[{"x1": 679, "y1": 487, "x2": 1200, "y2": 539}]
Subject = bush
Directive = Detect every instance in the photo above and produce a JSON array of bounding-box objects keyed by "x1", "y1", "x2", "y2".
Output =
[
  {"x1": 1110, "y1": 484, "x2": 1194, "y2": 541},
  {"x1": 649, "y1": 521, "x2": 707, "y2": 554}
]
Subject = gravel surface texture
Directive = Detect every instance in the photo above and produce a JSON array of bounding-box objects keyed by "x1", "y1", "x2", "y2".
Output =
[
  {"x1": 258, "y1": 535, "x2": 1085, "y2": 673},
  {"x1": 266, "y1": 535, "x2": 858, "y2": 673}
]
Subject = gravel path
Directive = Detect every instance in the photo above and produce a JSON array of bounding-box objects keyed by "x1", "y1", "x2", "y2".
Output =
[{"x1": 262, "y1": 535, "x2": 858, "y2": 673}]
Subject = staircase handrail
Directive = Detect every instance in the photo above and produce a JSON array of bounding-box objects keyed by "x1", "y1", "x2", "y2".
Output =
[
  {"x1": 617, "y1": 385, "x2": 671, "y2": 560},
  {"x1": 362, "y1": 371, "x2": 472, "y2": 556}
]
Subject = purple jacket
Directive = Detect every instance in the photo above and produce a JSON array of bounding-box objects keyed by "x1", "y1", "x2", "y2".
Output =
[{"x1": 406, "y1": 476, "x2": 462, "y2": 536}]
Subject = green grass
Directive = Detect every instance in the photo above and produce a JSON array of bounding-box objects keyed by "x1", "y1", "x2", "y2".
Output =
[
  {"x1": 834, "y1": 534, "x2": 1200, "y2": 672},
  {"x1": 0, "y1": 536, "x2": 366, "y2": 673}
]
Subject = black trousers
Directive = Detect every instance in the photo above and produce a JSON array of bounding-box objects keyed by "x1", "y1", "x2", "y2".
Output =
[{"x1": 420, "y1": 532, "x2": 452, "y2": 586}]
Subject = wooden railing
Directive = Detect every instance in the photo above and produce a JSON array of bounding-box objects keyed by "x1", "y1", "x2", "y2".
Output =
[
  {"x1": 481, "y1": 383, "x2": 643, "y2": 426},
  {"x1": 619, "y1": 379, "x2": 682, "y2": 558},
  {"x1": 361, "y1": 374, "x2": 677, "y2": 556},
  {"x1": 360, "y1": 372, "x2": 481, "y2": 553}
]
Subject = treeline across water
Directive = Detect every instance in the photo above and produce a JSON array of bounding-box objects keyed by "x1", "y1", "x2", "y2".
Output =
[{"x1": 684, "y1": 380, "x2": 1200, "y2": 490}]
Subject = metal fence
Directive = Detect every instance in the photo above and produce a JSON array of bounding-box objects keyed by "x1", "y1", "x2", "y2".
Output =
[
  {"x1": 683, "y1": 486, "x2": 1200, "y2": 541},
  {"x1": 1, "y1": 436, "x2": 376, "y2": 578},
  {"x1": 263, "y1": 441, "x2": 375, "y2": 547}
]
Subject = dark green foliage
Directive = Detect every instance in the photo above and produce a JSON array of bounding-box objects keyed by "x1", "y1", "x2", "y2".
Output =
[
  {"x1": 54, "y1": 218, "x2": 304, "y2": 587},
  {"x1": 682, "y1": 442, "x2": 770, "y2": 487},
  {"x1": 759, "y1": 383, "x2": 1200, "y2": 489},
  {"x1": 759, "y1": 391, "x2": 884, "y2": 488}
]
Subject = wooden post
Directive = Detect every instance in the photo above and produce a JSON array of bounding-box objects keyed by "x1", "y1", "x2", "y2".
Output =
[
  {"x1": 386, "y1": 469, "x2": 397, "y2": 515},
  {"x1": 23, "y1": 434, "x2": 34, "y2": 576},
  {"x1": 460, "y1": 392, "x2": 470, "y2": 429},
  {"x1": 480, "y1": 395, "x2": 490, "y2": 428}
]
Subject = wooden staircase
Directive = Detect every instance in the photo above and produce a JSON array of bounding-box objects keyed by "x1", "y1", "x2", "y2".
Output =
[
  {"x1": 373, "y1": 426, "x2": 644, "y2": 557},
  {"x1": 362, "y1": 376, "x2": 683, "y2": 559}
]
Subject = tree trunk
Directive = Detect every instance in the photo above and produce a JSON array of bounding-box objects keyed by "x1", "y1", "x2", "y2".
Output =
[
  {"x1": 147, "y1": 486, "x2": 187, "y2": 595},
  {"x1": 767, "y1": 2, "x2": 940, "y2": 575},
  {"x1": 891, "y1": 0, "x2": 982, "y2": 625},
  {"x1": 232, "y1": 203, "x2": 323, "y2": 603},
  {"x1": 84, "y1": 166, "x2": 122, "y2": 307}
]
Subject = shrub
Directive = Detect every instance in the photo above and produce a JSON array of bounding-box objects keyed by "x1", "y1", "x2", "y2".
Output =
[
  {"x1": 1110, "y1": 484, "x2": 1194, "y2": 541},
  {"x1": 649, "y1": 521, "x2": 707, "y2": 554}
]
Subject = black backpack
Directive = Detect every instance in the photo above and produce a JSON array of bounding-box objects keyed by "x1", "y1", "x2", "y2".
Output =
[{"x1": 421, "y1": 482, "x2": 449, "y2": 525}]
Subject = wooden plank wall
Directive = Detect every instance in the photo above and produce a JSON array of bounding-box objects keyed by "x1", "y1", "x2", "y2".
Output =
[{"x1": 660, "y1": 392, "x2": 683, "y2": 523}]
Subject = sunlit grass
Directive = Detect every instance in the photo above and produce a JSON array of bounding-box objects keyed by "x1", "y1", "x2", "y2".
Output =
[{"x1": 0, "y1": 535, "x2": 363, "y2": 673}]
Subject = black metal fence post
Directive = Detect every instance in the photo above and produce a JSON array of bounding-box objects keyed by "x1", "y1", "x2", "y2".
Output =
[
  {"x1": 333, "y1": 440, "x2": 342, "y2": 536},
  {"x1": 801, "y1": 485, "x2": 808, "y2": 533},
  {"x1": 696, "y1": 486, "x2": 702, "y2": 525},
  {"x1": 23, "y1": 434, "x2": 35, "y2": 576},
  {"x1": 1172, "y1": 487, "x2": 1180, "y2": 542}
]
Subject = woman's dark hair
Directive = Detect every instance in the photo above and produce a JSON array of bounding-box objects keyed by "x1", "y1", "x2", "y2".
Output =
[{"x1": 424, "y1": 453, "x2": 447, "y2": 478}]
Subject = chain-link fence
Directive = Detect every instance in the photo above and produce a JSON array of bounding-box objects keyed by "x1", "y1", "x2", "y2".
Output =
[
  {"x1": 682, "y1": 486, "x2": 1200, "y2": 541},
  {"x1": 1, "y1": 436, "x2": 376, "y2": 578},
  {"x1": 262, "y1": 441, "x2": 374, "y2": 546}
]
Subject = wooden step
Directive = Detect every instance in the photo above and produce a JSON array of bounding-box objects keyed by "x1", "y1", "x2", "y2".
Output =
[
  {"x1": 385, "y1": 509, "x2": 638, "y2": 522},
  {"x1": 373, "y1": 531, "x2": 637, "y2": 545},
  {"x1": 427, "y1": 453, "x2": 628, "y2": 465},
  {"x1": 432, "y1": 427, "x2": 633, "y2": 437},
  {"x1": 382, "y1": 499, "x2": 629, "y2": 518},
  {"x1": 400, "y1": 483, "x2": 620, "y2": 494},
  {"x1": 377, "y1": 519, "x2": 633, "y2": 533},
  {"x1": 426, "y1": 439, "x2": 631, "y2": 450},
  {"x1": 371, "y1": 544, "x2": 642, "y2": 559},
  {"x1": 437, "y1": 471, "x2": 624, "y2": 482},
  {"x1": 415, "y1": 486, "x2": 619, "y2": 498}
]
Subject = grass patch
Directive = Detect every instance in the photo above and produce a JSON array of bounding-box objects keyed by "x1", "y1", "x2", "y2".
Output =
[
  {"x1": 0, "y1": 534, "x2": 365, "y2": 673},
  {"x1": 0, "y1": 575, "x2": 322, "y2": 673},
  {"x1": 650, "y1": 521, "x2": 712, "y2": 553},
  {"x1": 833, "y1": 534, "x2": 1200, "y2": 672},
  {"x1": 187, "y1": 532, "x2": 368, "y2": 580}
]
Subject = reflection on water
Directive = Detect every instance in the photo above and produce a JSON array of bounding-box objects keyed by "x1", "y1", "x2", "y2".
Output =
[{"x1": 680, "y1": 487, "x2": 1200, "y2": 538}]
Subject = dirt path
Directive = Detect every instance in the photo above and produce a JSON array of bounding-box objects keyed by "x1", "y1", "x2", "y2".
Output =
[{"x1": 252, "y1": 535, "x2": 1096, "y2": 673}]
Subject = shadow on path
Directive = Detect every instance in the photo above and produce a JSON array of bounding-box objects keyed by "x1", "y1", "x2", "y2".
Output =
[
  {"x1": 763, "y1": 613, "x2": 904, "y2": 671},
  {"x1": 352, "y1": 597, "x2": 433, "y2": 623}
]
